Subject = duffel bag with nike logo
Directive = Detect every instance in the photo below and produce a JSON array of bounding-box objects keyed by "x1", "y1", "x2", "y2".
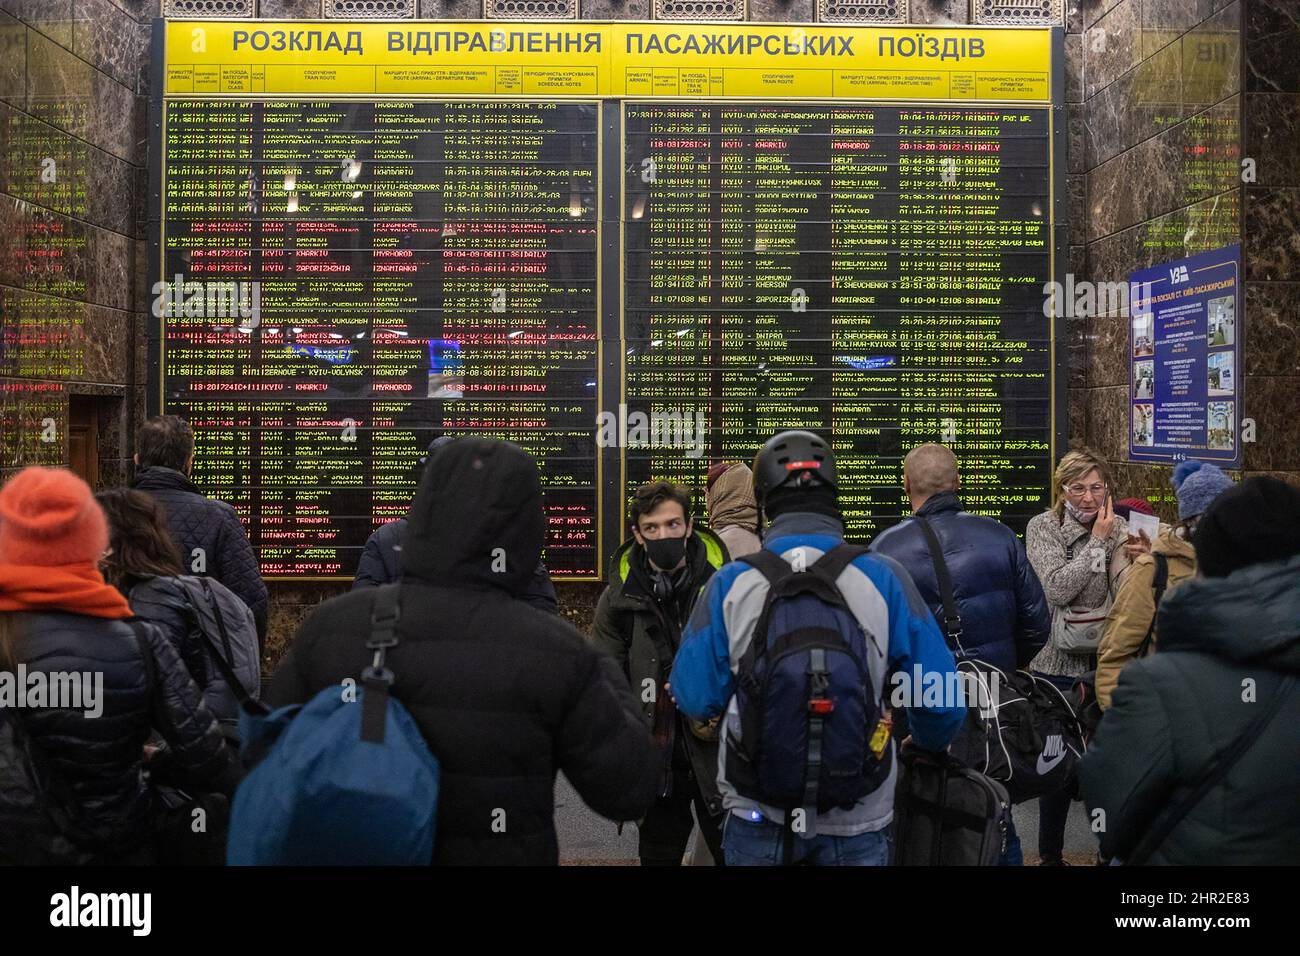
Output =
[{"x1": 913, "y1": 517, "x2": 1085, "y2": 804}]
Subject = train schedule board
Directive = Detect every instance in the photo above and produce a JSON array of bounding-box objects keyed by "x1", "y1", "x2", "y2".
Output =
[{"x1": 150, "y1": 20, "x2": 1064, "y2": 580}]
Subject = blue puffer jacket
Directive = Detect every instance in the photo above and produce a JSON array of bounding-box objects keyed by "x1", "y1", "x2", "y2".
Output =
[{"x1": 869, "y1": 492, "x2": 1050, "y2": 673}]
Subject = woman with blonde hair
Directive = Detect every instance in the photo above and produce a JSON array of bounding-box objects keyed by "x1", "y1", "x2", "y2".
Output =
[{"x1": 1024, "y1": 447, "x2": 1130, "y2": 865}]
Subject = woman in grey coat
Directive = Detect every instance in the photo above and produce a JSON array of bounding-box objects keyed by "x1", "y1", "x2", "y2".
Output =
[{"x1": 1024, "y1": 448, "x2": 1130, "y2": 865}]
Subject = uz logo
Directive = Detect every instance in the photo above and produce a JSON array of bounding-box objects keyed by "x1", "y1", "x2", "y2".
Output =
[
  {"x1": 1170, "y1": 265, "x2": 1189, "y2": 284},
  {"x1": 1036, "y1": 735, "x2": 1066, "y2": 775}
]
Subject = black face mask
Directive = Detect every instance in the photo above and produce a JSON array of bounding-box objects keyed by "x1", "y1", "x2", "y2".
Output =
[{"x1": 643, "y1": 534, "x2": 688, "y2": 573}]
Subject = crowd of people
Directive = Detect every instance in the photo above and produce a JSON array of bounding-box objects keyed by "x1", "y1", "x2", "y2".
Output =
[{"x1": 1, "y1": 414, "x2": 1297, "y2": 866}]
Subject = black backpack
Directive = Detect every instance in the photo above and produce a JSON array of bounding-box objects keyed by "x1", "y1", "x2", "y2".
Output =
[
  {"x1": 914, "y1": 517, "x2": 1085, "y2": 804},
  {"x1": 726, "y1": 546, "x2": 892, "y2": 827}
]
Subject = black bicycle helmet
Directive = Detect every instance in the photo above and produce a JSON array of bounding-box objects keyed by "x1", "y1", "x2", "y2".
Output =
[{"x1": 752, "y1": 430, "x2": 837, "y2": 504}]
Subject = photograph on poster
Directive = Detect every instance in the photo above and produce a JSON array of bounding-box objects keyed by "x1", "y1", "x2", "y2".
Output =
[
  {"x1": 1207, "y1": 401, "x2": 1235, "y2": 450},
  {"x1": 1135, "y1": 360, "x2": 1155, "y2": 399},
  {"x1": 1208, "y1": 351, "x2": 1234, "y2": 396},
  {"x1": 1133, "y1": 312, "x2": 1155, "y2": 356},
  {"x1": 1207, "y1": 294, "x2": 1235, "y2": 346},
  {"x1": 1133, "y1": 403, "x2": 1155, "y2": 446}
]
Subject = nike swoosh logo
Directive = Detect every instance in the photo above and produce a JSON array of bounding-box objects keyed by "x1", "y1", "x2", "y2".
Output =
[{"x1": 1037, "y1": 752, "x2": 1066, "y2": 775}]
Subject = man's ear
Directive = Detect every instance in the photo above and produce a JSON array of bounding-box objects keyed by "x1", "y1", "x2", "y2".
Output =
[
  {"x1": 132, "y1": 453, "x2": 138, "y2": 466},
  {"x1": 630, "y1": 526, "x2": 645, "y2": 546},
  {"x1": 902, "y1": 475, "x2": 911, "y2": 497},
  {"x1": 685, "y1": 515, "x2": 694, "y2": 537},
  {"x1": 184, "y1": 454, "x2": 194, "y2": 475}
]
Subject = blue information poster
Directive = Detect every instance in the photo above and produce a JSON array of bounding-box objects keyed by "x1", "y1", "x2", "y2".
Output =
[{"x1": 1128, "y1": 244, "x2": 1241, "y2": 467}]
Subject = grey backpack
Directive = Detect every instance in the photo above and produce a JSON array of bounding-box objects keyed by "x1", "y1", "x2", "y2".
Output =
[{"x1": 170, "y1": 576, "x2": 262, "y2": 733}]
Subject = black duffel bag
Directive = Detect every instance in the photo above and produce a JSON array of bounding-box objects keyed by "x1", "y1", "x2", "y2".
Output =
[
  {"x1": 914, "y1": 517, "x2": 1086, "y2": 804},
  {"x1": 892, "y1": 743, "x2": 1011, "y2": 866}
]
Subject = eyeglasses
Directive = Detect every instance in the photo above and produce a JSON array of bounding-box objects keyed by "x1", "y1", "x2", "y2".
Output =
[{"x1": 1064, "y1": 482, "x2": 1107, "y2": 497}]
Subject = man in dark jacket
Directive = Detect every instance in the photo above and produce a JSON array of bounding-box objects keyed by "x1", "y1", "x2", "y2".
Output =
[
  {"x1": 132, "y1": 415, "x2": 268, "y2": 646},
  {"x1": 869, "y1": 444, "x2": 1049, "y2": 673},
  {"x1": 267, "y1": 437, "x2": 657, "y2": 865},
  {"x1": 352, "y1": 439, "x2": 558, "y2": 613},
  {"x1": 592, "y1": 480, "x2": 729, "y2": 866},
  {"x1": 1081, "y1": 476, "x2": 1300, "y2": 864},
  {"x1": 869, "y1": 443, "x2": 1048, "y2": 866}
]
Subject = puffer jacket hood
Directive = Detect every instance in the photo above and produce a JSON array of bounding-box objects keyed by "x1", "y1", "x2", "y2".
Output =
[
  {"x1": 706, "y1": 463, "x2": 759, "y2": 535},
  {"x1": 1157, "y1": 553, "x2": 1300, "y2": 671},
  {"x1": 402, "y1": 437, "x2": 544, "y2": 595}
]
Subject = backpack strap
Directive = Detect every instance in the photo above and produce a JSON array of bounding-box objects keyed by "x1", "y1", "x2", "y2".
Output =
[
  {"x1": 737, "y1": 548, "x2": 797, "y2": 588},
  {"x1": 198, "y1": 577, "x2": 236, "y2": 667},
  {"x1": 1135, "y1": 553, "x2": 1168, "y2": 659},
  {"x1": 799, "y1": 646, "x2": 832, "y2": 841},
  {"x1": 809, "y1": 542, "x2": 869, "y2": 584},
  {"x1": 1125, "y1": 674, "x2": 1296, "y2": 865},
  {"x1": 360, "y1": 584, "x2": 402, "y2": 745},
  {"x1": 736, "y1": 550, "x2": 798, "y2": 672},
  {"x1": 913, "y1": 517, "x2": 965, "y2": 657}
]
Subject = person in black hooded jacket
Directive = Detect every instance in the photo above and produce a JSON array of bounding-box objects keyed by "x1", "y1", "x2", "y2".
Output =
[
  {"x1": 352, "y1": 437, "x2": 559, "y2": 613},
  {"x1": 132, "y1": 415, "x2": 268, "y2": 646},
  {"x1": 266, "y1": 437, "x2": 657, "y2": 864}
]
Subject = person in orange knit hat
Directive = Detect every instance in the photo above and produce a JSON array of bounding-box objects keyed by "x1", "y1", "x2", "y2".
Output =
[{"x1": 0, "y1": 467, "x2": 237, "y2": 865}]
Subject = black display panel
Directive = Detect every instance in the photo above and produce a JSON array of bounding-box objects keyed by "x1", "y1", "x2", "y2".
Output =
[
  {"x1": 160, "y1": 99, "x2": 601, "y2": 577},
  {"x1": 157, "y1": 95, "x2": 1059, "y2": 579},
  {"x1": 622, "y1": 103, "x2": 1055, "y2": 539}
]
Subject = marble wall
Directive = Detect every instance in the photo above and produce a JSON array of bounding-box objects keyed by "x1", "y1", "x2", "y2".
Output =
[
  {"x1": 1070, "y1": 0, "x2": 1281, "y2": 520},
  {"x1": 0, "y1": 0, "x2": 151, "y2": 490}
]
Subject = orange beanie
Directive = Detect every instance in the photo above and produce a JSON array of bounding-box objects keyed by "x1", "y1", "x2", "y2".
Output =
[{"x1": 0, "y1": 467, "x2": 109, "y2": 567}]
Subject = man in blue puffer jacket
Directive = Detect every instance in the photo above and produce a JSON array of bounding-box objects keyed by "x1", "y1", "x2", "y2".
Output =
[
  {"x1": 869, "y1": 443, "x2": 1050, "y2": 674},
  {"x1": 868, "y1": 444, "x2": 1050, "y2": 866}
]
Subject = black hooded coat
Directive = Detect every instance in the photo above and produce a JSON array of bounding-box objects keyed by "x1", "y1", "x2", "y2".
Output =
[{"x1": 266, "y1": 438, "x2": 657, "y2": 864}]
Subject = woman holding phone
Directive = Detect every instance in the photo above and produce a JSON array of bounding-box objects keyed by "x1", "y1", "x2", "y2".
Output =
[{"x1": 1025, "y1": 448, "x2": 1129, "y2": 865}]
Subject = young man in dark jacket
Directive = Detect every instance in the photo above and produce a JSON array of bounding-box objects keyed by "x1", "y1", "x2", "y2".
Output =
[
  {"x1": 1081, "y1": 477, "x2": 1300, "y2": 864},
  {"x1": 267, "y1": 437, "x2": 657, "y2": 865},
  {"x1": 352, "y1": 437, "x2": 559, "y2": 614},
  {"x1": 868, "y1": 443, "x2": 1049, "y2": 865},
  {"x1": 132, "y1": 415, "x2": 269, "y2": 646},
  {"x1": 592, "y1": 480, "x2": 729, "y2": 866}
]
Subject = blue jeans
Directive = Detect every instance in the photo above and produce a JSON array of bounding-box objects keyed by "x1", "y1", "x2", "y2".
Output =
[
  {"x1": 722, "y1": 812, "x2": 890, "y2": 866},
  {"x1": 998, "y1": 815, "x2": 1023, "y2": 866}
]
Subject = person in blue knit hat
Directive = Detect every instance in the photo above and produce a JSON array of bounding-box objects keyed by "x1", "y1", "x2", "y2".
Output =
[{"x1": 1095, "y1": 459, "x2": 1235, "y2": 710}]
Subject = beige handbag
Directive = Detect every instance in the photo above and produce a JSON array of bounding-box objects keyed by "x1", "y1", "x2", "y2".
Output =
[{"x1": 1050, "y1": 537, "x2": 1126, "y2": 656}]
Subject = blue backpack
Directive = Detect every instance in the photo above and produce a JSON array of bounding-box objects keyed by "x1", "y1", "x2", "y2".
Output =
[
  {"x1": 726, "y1": 545, "x2": 891, "y2": 821},
  {"x1": 226, "y1": 585, "x2": 441, "y2": 865}
]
